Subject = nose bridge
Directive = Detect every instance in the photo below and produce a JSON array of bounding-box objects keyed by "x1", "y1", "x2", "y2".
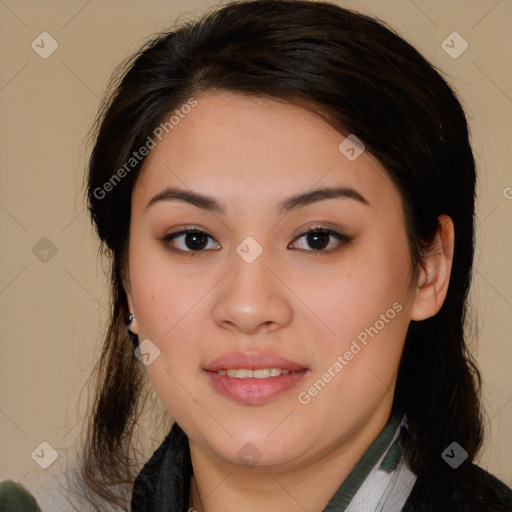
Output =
[
  {"x1": 213, "y1": 237, "x2": 292, "y2": 333},
  {"x1": 229, "y1": 238, "x2": 276, "y2": 305},
  {"x1": 229, "y1": 229, "x2": 272, "y2": 280}
]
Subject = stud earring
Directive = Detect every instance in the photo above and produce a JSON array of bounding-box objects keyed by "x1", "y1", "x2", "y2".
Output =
[{"x1": 126, "y1": 312, "x2": 138, "y2": 345}]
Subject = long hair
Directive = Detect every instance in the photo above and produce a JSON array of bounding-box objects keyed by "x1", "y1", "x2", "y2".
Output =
[{"x1": 79, "y1": 0, "x2": 485, "y2": 508}]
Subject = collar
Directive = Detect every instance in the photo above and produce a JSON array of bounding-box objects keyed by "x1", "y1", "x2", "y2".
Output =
[{"x1": 323, "y1": 413, "x2": 417, "y2": 511}]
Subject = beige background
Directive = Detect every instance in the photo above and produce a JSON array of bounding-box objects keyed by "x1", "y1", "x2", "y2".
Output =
[{"x1": 1, "y1": 0, "x2": 511, "y2": 509}]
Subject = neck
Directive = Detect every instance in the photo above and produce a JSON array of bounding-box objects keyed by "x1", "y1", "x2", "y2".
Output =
[{"x1": 188, "y1": 401, "x2": 393, "y2": 512}]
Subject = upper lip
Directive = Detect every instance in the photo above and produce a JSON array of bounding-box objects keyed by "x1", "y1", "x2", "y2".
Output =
[{"x1": 204, "y1": 351, "x2": 308, "y2": 372}]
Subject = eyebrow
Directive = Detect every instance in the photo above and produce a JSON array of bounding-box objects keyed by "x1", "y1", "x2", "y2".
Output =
[{"x1": 145, "y1": 185, "x2": 371, "y2": 214}]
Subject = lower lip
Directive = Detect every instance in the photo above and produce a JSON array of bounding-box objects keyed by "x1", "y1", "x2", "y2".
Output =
[{"x1": 205, "y1": 370, "x2": 308, "y2": 405}]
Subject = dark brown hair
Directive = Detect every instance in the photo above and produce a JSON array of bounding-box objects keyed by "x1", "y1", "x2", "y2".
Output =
[{"x1": 78, "y1": 0, "x2": 488, "y2": 509}]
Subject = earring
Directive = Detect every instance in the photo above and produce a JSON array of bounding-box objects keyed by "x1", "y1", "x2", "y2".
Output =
[{"x1": 126, "y1": 312, "x2": 138, "y2": 345}]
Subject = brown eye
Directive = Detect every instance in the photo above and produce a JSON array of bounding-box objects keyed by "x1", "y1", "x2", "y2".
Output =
[
  {"x1": 289, "y1": 227, "x2": 350, "y2": 253},
  {"x1": 161, "y1": 229, "x2": 220, "y2": 255},
  {"x1": 180, "y1": 232, "x2": 209, "y2": 250}
]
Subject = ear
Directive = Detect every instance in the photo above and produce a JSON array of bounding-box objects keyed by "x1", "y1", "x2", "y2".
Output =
[
  {"x1": 410, "y1": 214, "x2": 454, "y2": 321},
  {"x1": 123, "y1": 267, "x2": 139, "y2": 335}
]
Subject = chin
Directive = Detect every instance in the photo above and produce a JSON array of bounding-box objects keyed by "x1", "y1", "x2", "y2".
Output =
[{"x1": 205, "y1": 431, "x2": 305, "y2": 470}]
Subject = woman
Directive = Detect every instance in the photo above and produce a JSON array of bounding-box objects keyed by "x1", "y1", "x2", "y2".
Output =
[{"x1": 78, "y1": 0, "x2": 512, "y2": 510}]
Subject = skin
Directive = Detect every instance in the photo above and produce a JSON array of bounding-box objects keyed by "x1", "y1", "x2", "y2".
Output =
[{"x1": 125, "y1": 91, "x2": 454, "y2": 512}]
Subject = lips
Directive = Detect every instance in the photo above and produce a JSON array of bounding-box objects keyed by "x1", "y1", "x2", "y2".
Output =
[
  {"x1": 204, "y1": 351, "x2": 309, "y2": 405},
  {"x1": 204, "y1": 351, "x2": 307, "y2": 372}
]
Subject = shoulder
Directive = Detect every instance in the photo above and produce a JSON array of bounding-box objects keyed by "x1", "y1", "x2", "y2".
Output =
[{"x1": 402, "y1": 462, "x2": 512, "y2": 512}]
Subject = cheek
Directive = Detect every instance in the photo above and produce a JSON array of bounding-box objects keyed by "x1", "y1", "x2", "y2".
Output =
[
  {"x1": 128, "y1": 264, "x2": 209, "y2": 412},
  {"x1": 128, "y1": 231, "x2": 200, "y2": 338},
  {"x1": 309, "y1": 245, "x2": 411, "y2": 344},
  {"x1": 129, "y1": 263, "x2": 204, "y2": 417}
]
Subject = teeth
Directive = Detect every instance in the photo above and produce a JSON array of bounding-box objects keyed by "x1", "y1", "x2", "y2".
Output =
[
  {"x1": 253, "y1": 368, "x2": 270, "y2": 378},
  {"x1": 227, "y1": 368, "x2": 252, "y2": 378},
  {"x1": 217, "y1": 368, "x2": 291, "y2": 378}
]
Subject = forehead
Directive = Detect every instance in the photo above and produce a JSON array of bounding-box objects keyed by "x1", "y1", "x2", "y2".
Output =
[{"x1": 133, "y1": 91, "x2": 401, "y2": 215}]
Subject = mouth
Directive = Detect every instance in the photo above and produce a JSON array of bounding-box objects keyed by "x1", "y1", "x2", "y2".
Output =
[
  {"x1": 204, "y1": 352, "x2": 309, "y2": 405},
  {"x1": 215, "y1": 368, "x2": 292, "y2": 378}
]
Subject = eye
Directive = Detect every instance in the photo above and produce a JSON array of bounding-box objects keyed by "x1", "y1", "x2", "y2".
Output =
[
  {"x1": 160, "y1": 226, "x2": 350, "y2": 256},
  {"x1": 160, "y1": 228, "x2": 220, "y2": 256},
  {"x1": 288, "y1": 227, "x2": 350, "y2": 253}
]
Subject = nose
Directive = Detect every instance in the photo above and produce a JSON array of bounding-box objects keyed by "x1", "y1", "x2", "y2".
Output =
[{"x1": 212, "y1": 244, "x2": 293, "y2": 335}]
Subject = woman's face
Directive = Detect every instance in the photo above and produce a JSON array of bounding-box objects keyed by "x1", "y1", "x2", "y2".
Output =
[{"x1": 126, "y1": 90, "x2": 422, "y2": 470}]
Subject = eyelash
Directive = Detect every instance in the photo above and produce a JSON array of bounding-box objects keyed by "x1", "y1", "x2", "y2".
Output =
[{"x1": 159, "y1": 226, "x2": 350, "y2": 257}]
